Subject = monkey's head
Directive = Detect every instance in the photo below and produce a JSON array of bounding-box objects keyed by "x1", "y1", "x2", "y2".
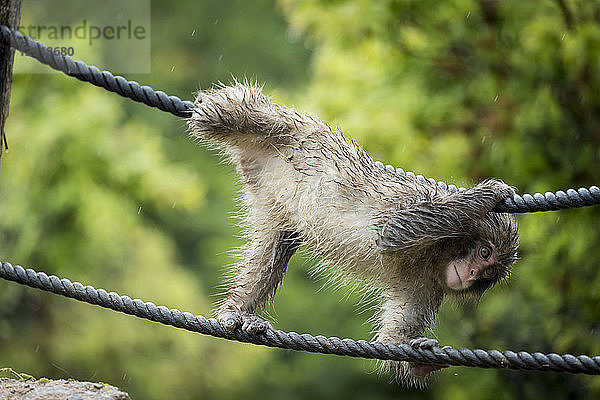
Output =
[{"x1": 444, "y1": 212, "x2": 519, "y2": 296}]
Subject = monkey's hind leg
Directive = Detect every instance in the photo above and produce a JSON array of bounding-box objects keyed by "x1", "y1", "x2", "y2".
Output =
[
  {"x1": 217, "y1": 230, "x2": 300, "y2": 334},
  {"x1": 375, "y1": 286, "x2": 446, "y2": 386}
]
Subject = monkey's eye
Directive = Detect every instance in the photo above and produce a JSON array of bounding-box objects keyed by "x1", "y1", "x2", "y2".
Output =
[
  {"x1": 482, "y1": 266, "x2": 495, "y2": 279},
  {"x1": 479, "y1": 245, "x2": 491, "y2": 260}
]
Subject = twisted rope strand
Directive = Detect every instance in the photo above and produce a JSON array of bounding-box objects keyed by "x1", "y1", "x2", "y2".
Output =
[
  {"x1": 374, "y1": 162, "x2": 600, "y2": 213},
  {"x1": 0, "y1": 25, "x2": 194, "y2": 117},
  {"x1": 1, "y1": 261, "x2": 599, "y2": 374}
]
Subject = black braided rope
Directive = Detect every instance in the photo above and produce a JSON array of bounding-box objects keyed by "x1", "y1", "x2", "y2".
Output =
[
  {"x1": 373, "y1": 162, "x2": 600, "y2": 213},
  {"x1": 1, "y1": 23, "x2": 599, "y2": 214},
  {"x1": 0, "y1": 25, "x2": 194, "y2": 117},
  {"x1": 1, "y1": 261, "x2": 599, "y2": 374}
]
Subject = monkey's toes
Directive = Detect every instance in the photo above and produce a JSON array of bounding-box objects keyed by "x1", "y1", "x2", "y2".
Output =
[
  {"x1": 217, "y1": 311, "x2": 272, "y2": 334},
  {"x1": 241, "y1": 315, "x2": 272, "y2": 334},
  {"x1": 217, "y1": 311, "x2": 243, "y2": 331},
  {"x1": 410, "y1": 337, "x2": 440, "y2": 350}
]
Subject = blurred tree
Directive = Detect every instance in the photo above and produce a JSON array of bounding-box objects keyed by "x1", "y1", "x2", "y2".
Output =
[{"x1": 0, "y1": 73, "x2": 215, "y2": 398}]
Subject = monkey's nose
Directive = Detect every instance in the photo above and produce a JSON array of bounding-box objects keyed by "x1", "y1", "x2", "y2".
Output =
[{"x1": 467, "y1": 268, "x2": 478, "y2": 281}]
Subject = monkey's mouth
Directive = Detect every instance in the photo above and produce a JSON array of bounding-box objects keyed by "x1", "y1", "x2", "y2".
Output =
[
  {"x1": 446, "y1": 262, "x2": 472, "y2": 291},
  {"x1": 453, "y1": 265, "x2": 463, "y2": 287}
]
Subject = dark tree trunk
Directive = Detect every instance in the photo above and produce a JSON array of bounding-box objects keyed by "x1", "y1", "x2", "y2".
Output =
[{"x1": 0, "y1": 0, "x2": 23, "y2": 167}]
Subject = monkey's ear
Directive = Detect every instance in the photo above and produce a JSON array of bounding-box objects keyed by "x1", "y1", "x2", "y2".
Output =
[{"x1": 376, "y1": 206, "x2": 463, "y2": 252}]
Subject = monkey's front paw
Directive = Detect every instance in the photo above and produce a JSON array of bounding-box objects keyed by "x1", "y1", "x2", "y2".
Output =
[
  {"x1": 408, "y1": 337, "x2": 448, "y2": 378},
  {"x1": 380, "y1": 360, "x2": 440, "y2": 387},
  {"x1": 481, "y1": 179, "x2": 516, "y2": 201},
  {"x1": 217, "y1": 311, "x2": 272, "y2": 334}
]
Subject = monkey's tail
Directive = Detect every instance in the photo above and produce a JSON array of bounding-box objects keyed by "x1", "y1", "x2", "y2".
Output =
[{"x1": 187, "y1": 81, "x2": 309, "y2": 146}]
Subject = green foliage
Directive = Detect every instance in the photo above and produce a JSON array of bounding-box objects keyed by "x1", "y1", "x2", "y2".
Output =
[{"x1": 2, "y1": 0, "x2": 600, "y2": 399}]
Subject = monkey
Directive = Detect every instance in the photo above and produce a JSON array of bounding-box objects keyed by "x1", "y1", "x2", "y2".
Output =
[{"x1": 187, "y1": 82, "x2": 519, "y2": 386}]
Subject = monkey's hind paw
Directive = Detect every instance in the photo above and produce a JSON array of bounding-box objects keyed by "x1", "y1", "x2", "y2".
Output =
[
  {"x1": 217, "y1": 311, "x2": 272, "y2": 334},
  {"x1": 242, "y1": 314, "x2": 273, "y2": 334},
  {"x1": 409, "y1": 337, "x2": 440, "y2": 350}
]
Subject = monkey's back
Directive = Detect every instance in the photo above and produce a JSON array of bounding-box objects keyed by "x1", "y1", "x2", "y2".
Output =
[{"x1": 188, "y1": 82, "x2": 446, "y2": 277}]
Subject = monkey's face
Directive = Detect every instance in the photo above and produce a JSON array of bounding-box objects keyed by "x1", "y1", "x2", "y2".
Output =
[
  {"x1": 446, "y1": 213, "x2": 519, "y2": 295},
  {"x1": 445, "y1": 241, "x2": 502, "y2": 292}
]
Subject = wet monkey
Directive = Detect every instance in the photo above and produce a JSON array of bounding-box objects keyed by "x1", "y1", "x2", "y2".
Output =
[{"x1": 187, "y1": 82, "x2": 519, "y2": 385}]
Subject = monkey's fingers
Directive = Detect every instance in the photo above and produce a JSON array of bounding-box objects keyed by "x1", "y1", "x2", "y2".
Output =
[
  {"x1": 408, "y1": 338, "x2": 451, "y2": 377},
  {"x1": 476, "y1": 179, "x2": 517, "y2": 204}
]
